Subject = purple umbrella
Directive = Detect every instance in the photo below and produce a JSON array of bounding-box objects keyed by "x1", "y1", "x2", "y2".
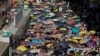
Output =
[
  {"x1": 87, "y1": 42, "x2": 96, "y2": 48},
  {"x1": 26, "y1": 42, "x2": 34, "y2": 46}
]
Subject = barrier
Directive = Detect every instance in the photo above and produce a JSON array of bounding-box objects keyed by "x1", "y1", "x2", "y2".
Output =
[{"x1": 14, "y1": 8, "x2": 23, "y2": 26}]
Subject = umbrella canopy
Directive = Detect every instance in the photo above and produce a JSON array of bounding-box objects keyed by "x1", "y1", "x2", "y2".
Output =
[
  {"x1": 32, "y1": 38, "x2": 43, "y2": 44},
  {"x1": 17, "y1": 45, "x2": 27, "y2": 52},
  {"x1": 46, "y1": 10, "x2": 51, "y2": 12},
  {"x1": 53, "y1": 19, "x2": 59, "y2": 21},
  {"x1": 89, "y1": 30, "x2": 96, "y2": 34},
  {"x1": 46, "y1": 2, "x2": 52, "y2": 5},
  {"x1": 72, "y1": 15, "x2": 79, "y2": 18},
  {"x1": 24, "y1": 1, "x2": 29, "y2": 4},
  {"x1": 44, "y1": 6, "x2": 49, "y2": 8},
  {"x1": 68, "y1": 48, "x2": 76, "y2": 51},
  {"x1": 68, "y1": 48, "x2": 83, "y2": 51},
  {"x1": 26, "y1": 42, "x2": 34, "y2": 46},
  {"x1": 60, "y1": 28, "x2": 67, "y2": 31},
  {"x1": 72, "y1": 36, "x2": 81, "y2": 40},
  {"x1": 87, "y1": 50, "x2": 99, "y2": 55},
  {"x1": 49, "y1": 12, "x2": 55, "y2": 17},
  {"x1": 85, "y1": 37, "x2": 91, "y2": 42},
  {"x1": 79, "y1": 39, "x2": 87, "y2": 44},
  {"x1": 66, "y1": 10, "x2": 73, "y2": 12},
  {"x1": 72, "y1": 39, "x2": 78, "y2": 43},
  {"x1": 79, "y1": 31, "x2": 87, "y2": 36},
  {"x1": 67, "y1": 20, "x2": 74, "y2": 25},
  {"x1": 29, "y1": 22, "x2": 36, "y2": 25},
  {"x1": 42, "y1": 21, "x2": 50, "y2": 24},
  {"x1": 72, "y1": 27, "x2": 79, "y2": 33},
  {"x1": 74, "y1": 19, "x2": 81, "y2": 22}
]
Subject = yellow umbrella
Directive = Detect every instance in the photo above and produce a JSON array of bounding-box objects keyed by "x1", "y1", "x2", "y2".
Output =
[
  {"x1": 79, "y1": 39, "x2": 87, "y2": 44},
  {"x1": 66, "y1": 10, "x2": 73, "y2": 12},
  {"x1": 72, "y1": 37, "x2": 82, "y2": 40},
  {"x1": 46, "y1": 2, "x2": 51, "y2": 4},
  {"x1": 17, "y1": 45, "x2": 27, "y2": 52},
  {"x1": 26, "y1": 37, "x2": 32, "y2": 40},
  {"x1": 44, "y1": 6, "x2": 49, "y2": 8},
  {"x1": 35, "y1": 3, "x2": 40, "y2": 5},
  {"x1": 72, "y1": 15, "x2": 79, "y2": 18},
  {"x1": 54, "y1": 9, "x2": 58, "y2": 12},
  {"x1": 46, "y1": 10, "x2": 51, "y2": 12},
  {"x1": 56, "y1": 34, "x2": 63, "y2": 37},
  {"x1": 46, "y1": 43, "x2": 52, "y2": 48},
  {"x1": 60, "y1": 28, "x2": 67, "y2": 31},
  {"x1": 79, "y1": 31, "x2": 87, "y2": 36},
  {"x1": 26, "y1": 0, "x2": 30, "y2": 2},
  {"x1": 24, "y1": 1, "x2": 29, "y2": 4},
  {"x1": 14, "y1": 0, "x2": 18, "y2": 2},
  {"x1": 89, "y1": 30, "x2": 96, "y2": 34},
  {"x1": 72, "y1": 39, "x2": 78, "y2": 43}
]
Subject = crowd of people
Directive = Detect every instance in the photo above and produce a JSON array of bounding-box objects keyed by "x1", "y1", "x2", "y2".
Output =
[{"x1": 14, "y1": 0, "x2": 100, "y2": 56}]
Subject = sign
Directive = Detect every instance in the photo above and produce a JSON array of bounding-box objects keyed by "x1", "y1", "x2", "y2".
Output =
[
  {"x1": 24, "y1": 5, "x2": 28, "y2": 10},
  {"x1": 2, "y1": 30, "x2": 11, "y2": 37}
]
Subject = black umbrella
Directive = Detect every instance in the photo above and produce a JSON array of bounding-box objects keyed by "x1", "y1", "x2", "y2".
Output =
[{"x1": 88, "y1": 51, "x2": 99, "y2": 55}]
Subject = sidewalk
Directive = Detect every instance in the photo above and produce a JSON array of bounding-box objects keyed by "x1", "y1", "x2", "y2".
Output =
[{"x1": 0, "y1": 9, "x2": 31, "y2": 43}]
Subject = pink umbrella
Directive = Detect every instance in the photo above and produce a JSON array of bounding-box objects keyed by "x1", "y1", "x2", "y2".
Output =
[{"x1": 67, "y1": 20, "x2": 74, "y2": 25}]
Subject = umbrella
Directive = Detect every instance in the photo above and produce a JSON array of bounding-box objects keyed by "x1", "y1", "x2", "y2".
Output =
[
  {"x1": 17, "y1": 45, "x2": 27, "y2": 52},
  {"x1": 89, "y1": 30, "x2": 96, "y2": 34},
  {"x1": 46, "y1": 43, "x2": 53, "y2": 48},
  {"x1": 67, "y1": 20, "x2": 74, "y2": 25},
  {"x1": 72, "y1": 27, "x2": 79, "y2": 33},
  {"x1": 53, "y1": 19, "x2": 59, "y2": 21},
  {"x1": 56, "y1": 34, "x2": 63, "y2": 37},
  {"x1": 72, "y1": 15, "x2": 79, "y2": 18},
  {"x1": 87, "y1": 50, "x2": 99, "y2": 55},
  {"x1": 32, "y1": 38, "x2": 43, "y2": 44},
  {"x1": 61, "y1": 19, "x2": 67, "y2": 23},
  {"x1": 24, "y1": 1, "x2": 29, "y2": 4},
  {"x1": 29, "y1": 22, "x2": 36, "y2": 25},
  {"x1": 75, "y1": 19, "x2": 81, "y2": 22},
  {"x1": 66, "y1": 10, "x2": 73, "y2": 12},
  {"x1": 68, "y1": 48, "x2": 76, "y2": 51},
  {"x1": 36, "y1": 19, "x2": 41, "y2": 22},
  {"x1": 46, "y1": 2, "x2": 51, "y2": 4},
  {"x1": 79, "y1": 39, "x2": 87, "y2": 44},
  {"x1": 72, "y1": 39, "x2": 78, "y2": 43},
  {"x1": 26, "y1": 42, "x2": 34, "y2": 46},
  {"x1": 60, "y1": 28, "x2": 67, "y2": 31},
  {"x1": 44, "y1": 6, "x2": 49, "y2": 8},
  {"x1": 47, "y1": 20, "x2": 54, "y2": 24},
  {"x1": 42, "y1": 21, "x2": 50, "y2": 24},
  {"x1": 79, "y1": 31, "x2": 87, "y2": 36},
  {"x1": 85, "y1": 37, "x2": 91, "y2": 42},
  {"x1": 46, "y1": 10, "x2": 51, "y2": 12},
  {"x1": 54, "y1": 9, "x2": 58, "y2": 12},
  {"x1": 49, "y1": 12, "x2": 55, "y2": 17},
  {"x1": 72, "y1": 37, "x2": 81, "y2": 40}
]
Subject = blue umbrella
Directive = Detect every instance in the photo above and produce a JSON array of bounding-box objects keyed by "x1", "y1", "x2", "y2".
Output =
[
  {"x1": 68, "y1": 48, "x2": 76, "y2": 51},
  {"x1": 75, "y1": 48, "x2": 83, "y2": 50},
  {"x1": 68, "y1": 48, "x2": 83, "y2": 51},
  {"x1": 72, "y1": 27, "x2": 79, "y2": 33},
  {"x1": 36, "y1": 19, "x2": 41, "y2": 22},
  {"x1": 32, "y1": 38, "x2": 42, "y2": 44},
  {"x1": 85, "y1": 37, "x2": 91, "y2": 42}
]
